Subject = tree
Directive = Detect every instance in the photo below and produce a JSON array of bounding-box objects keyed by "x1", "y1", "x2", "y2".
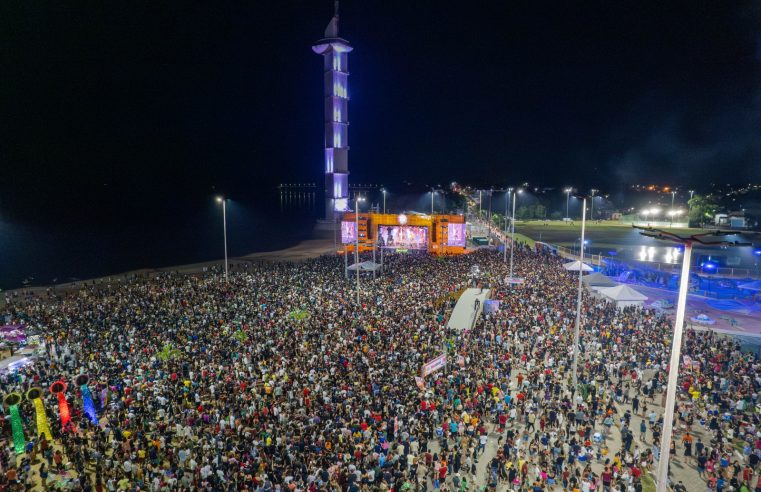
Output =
[
  {"x1": 516, "y1": 205, "x2": 531, "y2": 220},
  {"x1": 687, "y1": 194, "x2": 719, "y2": 227},
  {"x1": 550, "y1": 211, "x2": 562, "y2": 220},
  {"x1": 534, "y1": 204, "x2": 546, "y2": 220}
]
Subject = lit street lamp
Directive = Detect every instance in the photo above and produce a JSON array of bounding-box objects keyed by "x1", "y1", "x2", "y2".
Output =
[
  {"x1": 590, "y1": 189, "x2": 598, "y2": 220},
  {"x1": 354, "y1": 196, "x2": 365, "y2": 306},
  {"x1": 688, "y1": 190, "x2": 695, "y2": 219},
  {"x1": 381, "y1": 188, "x2": 387, "y2": 214},
  {"x1": 215, "y1": 196, "x2": 229, "y2": 283},
  {"x1": 670, "y1": 191, "x2": 676, "y2": 226},
  {"x1": 509, "y1": 189, "x2": 522, "y2": 282},
  {"x1": 565, "y1": 188, "x2": 572, "y2": 219},
  {"x1": 634, "y1": 227, "x2": 755, "y2": 492},
  {"x1": 570, "y1": 194, "x2": 588, "y2": 390},
  {"x1": 503, "y1": 188, "x2": 512, "y2": 263}
]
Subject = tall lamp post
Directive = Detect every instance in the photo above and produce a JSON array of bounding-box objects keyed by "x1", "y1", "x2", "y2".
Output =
[
  {"x1": 687, "y1": 190, "x2": 695, "y2": 221},
  {"x1": 590, "y1": 189, "x2": 598, "y2": 220},
  {"x1": 354, "y1": 196, "x2": 365, "y2": 307},
  {"x1": 565, "y1": 188, "x2": 572, "y2": 219},
  {"x1": 215, "y1": 196, "x2": 229, "y2": 283},
  {"x1": 430, "y1": 188, "x2": 435, "y2": 215},
  {"x1": 509, "y1": 189, "x2": 522, "y2": 282},
  {"x1": 633, "y1": 227, "x2": 754, "y2": 492},
  {"x1": 503, "y1": 188, "x2": 512, "y2": 263},
  {"x1": 382, "y1": 188, "x2": 387, "y2": 214},
  {"x1": 570, "y1": 194, "x2": 588, "y2": 390},
  {"x1": 670, "y1": 191, "x2": 676, "y2": 226}
]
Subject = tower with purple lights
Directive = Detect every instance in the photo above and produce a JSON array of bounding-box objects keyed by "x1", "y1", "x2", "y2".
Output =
[{"x1": 313, "y1": 1, "x2": 352, "y2": 219}]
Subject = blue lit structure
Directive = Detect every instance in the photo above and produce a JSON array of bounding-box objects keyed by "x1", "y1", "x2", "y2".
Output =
[
  {"x1": 77, "y1": 375, "x2": 99, "y2": 425},
  {"x1": 313, "y1": 1, "x2": 352, "y2": 219}
]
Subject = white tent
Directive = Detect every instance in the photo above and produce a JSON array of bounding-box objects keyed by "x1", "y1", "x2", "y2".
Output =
[
  {"x1": 347, "y1": 260, "x2": 382, "y2": 272},
  {"x1": 598, "y1": 284, "x2": 648, "y2": 309},
  {"x1": 582, "y1": 272, "x2": 617, "y2": 287},
  {"x1": 563, "y1": 260, "x2": 593, "y2": 272}
]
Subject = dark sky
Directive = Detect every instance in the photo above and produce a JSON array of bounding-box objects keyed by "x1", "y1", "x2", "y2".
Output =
[{"x1": 2, "y1": 1, "x2": 760, "y2": 224}]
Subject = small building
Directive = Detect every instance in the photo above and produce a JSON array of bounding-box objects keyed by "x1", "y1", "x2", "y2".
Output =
[{"x1": 715, "y1": 212, "x2": 746, "y2": 228}]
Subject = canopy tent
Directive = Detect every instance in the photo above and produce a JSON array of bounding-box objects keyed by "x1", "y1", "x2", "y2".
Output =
[
  {"x1": 582, "y1": 272, "x2": 617, "y2": 287},
  {"x1": 598, "y1": 284, "x2": 648, "y2": 309},
  {"x1": 563, "y1": 260, "x2": 593, "y2": 272},
  {"x1": 347, "y1": 260, "x2": 382, "y2": 272},
  {"x1": 738, "y1": 280, "x2": 761, "y2": 292}
]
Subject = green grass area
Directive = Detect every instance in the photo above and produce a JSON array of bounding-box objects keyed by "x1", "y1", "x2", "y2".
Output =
[
  {"x1": 513, "y1": 221, "x2": 702, "y2": 249},
  {"x1": 512, "y1": 233, "x2": 536, "y2": 247},
  {"x1": 516, "y1": 220, "x2": 698, "y2": 235}
]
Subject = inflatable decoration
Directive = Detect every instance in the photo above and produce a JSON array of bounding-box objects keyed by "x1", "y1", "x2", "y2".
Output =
[
  {"x1": 50, "y1": 381, "x2": 71, "y2": 430},
  {"x1": 76, "y1": 375, "x2": 98, "y2": 425},
  {"x1": 3, "y1": 393, "x2": 25, "y2": 454},
  {"x1": 26, "y1": 387, "x2": 52, "y2": 441}
]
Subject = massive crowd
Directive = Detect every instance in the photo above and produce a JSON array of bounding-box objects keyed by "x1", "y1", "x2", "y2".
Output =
[{"x1": 0, "y1": 244, "x2": 759, "y2": 492}]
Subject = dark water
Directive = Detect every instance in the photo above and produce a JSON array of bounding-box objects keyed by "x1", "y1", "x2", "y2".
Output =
[{"x1": 0, "y1": 191, "x2": 319, "y2": 291}]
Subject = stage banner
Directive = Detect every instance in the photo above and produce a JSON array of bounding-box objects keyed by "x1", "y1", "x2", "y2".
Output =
[{"x1": 421, "y1": 354, "x2": 447, "y2": 377}]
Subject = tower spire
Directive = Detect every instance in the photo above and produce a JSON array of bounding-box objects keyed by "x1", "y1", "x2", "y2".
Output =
[{"x1": 324, "y1": 1, "x2": 340, "y2": 38}]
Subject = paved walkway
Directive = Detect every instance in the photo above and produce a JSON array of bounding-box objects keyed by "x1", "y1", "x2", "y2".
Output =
[{"x1": 422, "y1": 367, "x2": 720, "y2": 492}]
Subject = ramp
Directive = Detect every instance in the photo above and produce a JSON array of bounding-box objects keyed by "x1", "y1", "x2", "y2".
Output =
[{"x1": 447, "y1": 288, "x2": 491, "y2": 331}]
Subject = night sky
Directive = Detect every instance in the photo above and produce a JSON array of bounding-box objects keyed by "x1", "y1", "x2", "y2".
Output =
[{"x1": 2, "y1": 1, "x2": 760, "y2": 225}]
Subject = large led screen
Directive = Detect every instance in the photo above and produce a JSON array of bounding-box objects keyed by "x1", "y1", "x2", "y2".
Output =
[
  {"x1": 378, "y1": 226, "x2": 428, "y2": 249},
  {"x1": 447, "y1": 223, "x2": 466, "y2": 247},
  {"x1": 341, "y1": 221, "x2": 357, "y2": 244}
]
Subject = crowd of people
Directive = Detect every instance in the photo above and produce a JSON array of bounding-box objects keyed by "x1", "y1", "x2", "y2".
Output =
[{"x1": 0, "y1": 244, "x2": 759, "y2": 492}]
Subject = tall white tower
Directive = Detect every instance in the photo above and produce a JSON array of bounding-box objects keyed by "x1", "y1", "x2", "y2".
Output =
[{"x1": 313, "y1": 1, "x2": 352, "y2": 219}]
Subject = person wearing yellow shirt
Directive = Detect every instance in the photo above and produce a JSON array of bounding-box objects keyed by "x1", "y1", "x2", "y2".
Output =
[{"x1": 462, "y1": 412, "x2": 470, "y2": 425}]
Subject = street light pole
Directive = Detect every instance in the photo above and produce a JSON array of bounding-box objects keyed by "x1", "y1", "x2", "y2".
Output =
[
  {"x1": 571, "y1": 197, "x2": 587, "y2": 391},
  {"x1": 655, "y1": 240, "x2": 692, "y2": 491},
  {"x1": 431, "y1": 189, "x2": 435, "y2": 215},
  {"x1": 670, "y1": 191, "x2": 676, "y2": 226},
  {"x1": 565, "y1": 188, "x2": 572, "y2": 219},
  {"x1": 631, "y1": 227, "x2": 756, "y2": 492},
  {"x1": 355, "y1": 197, "x2": 364, "y2": 307},
  {"x1": 509, "y1": 189, "x2": 520, "y2": 282},
  {"x1": 504, "y1": 188, "x2": 511, "y2": 263},
  {"x1": 487, "y1": 189, "x2": 493, "y2": 230},
  {"x1": 216, "y1": 197, "x2": 229, "y2": 283},
  {"x1": 382, "y1": 189, "x2": 387, "y2": 214},
  {"x1": 590, "y1": 189, "x2": 598, "y2": 221}
]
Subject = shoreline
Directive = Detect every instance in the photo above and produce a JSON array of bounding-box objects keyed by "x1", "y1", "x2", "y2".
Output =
[{"x1": 2, "y1": 234, "x2": 337, "y2": 304}]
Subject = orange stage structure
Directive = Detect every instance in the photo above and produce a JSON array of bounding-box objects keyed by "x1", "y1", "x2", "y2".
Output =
[{"x1": 340, "y1": 212, "x2": 467, "y2": 255}]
